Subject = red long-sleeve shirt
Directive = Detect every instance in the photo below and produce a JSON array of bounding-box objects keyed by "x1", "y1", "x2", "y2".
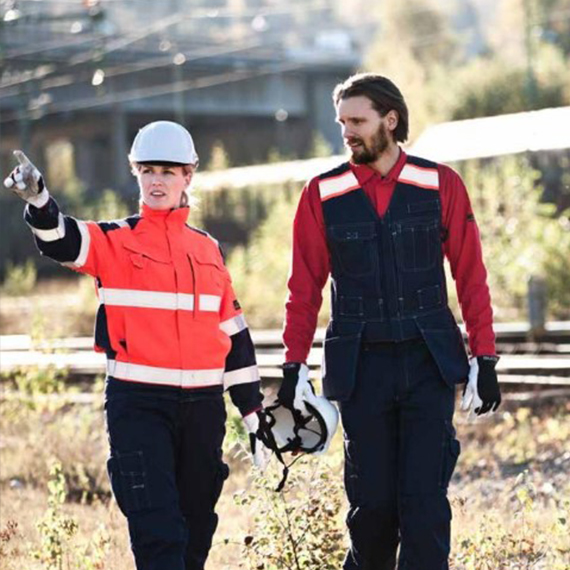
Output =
[{"x1": 283, "y1": 149, "x2": 496, "y2": 363}]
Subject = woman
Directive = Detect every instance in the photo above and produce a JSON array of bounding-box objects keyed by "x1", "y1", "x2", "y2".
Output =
[{"x1": 4, "y1": 121, "x2": 269, "y2": 570}]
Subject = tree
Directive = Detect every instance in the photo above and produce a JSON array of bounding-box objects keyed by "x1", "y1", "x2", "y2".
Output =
[
  {"x1": 447, "y1": 44, "x2": 569, "y2": 120},
  {"x1": 365, "y1": 0, "x2": 467, "y2": 139}
]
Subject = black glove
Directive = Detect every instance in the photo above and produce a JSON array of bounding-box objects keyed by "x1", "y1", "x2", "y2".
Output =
[
  {"x1": 278, "y1": 362, "x2": 302, "y2": 409},
  {"x1": 461, "y1": 355, "x2": 501, "y2": 415}
]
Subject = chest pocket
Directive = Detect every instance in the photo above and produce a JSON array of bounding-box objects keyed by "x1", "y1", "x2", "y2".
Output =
[
  {"x1": 190, "y1": 249, "x2": 227, "y2": 318},
  {"x1": 328, "y1": 222, "x2": 377, "y2": 277},
  {"x1": 393, "y1": 201, "x2": 442, "y2": 272},
  {"x1": 121, "y1": 239, "x2": 173, "y2": 290}
]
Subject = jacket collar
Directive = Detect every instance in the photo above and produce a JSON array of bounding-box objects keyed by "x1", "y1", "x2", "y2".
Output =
[{"x1": 140, "y1": 203, "x2": 190, "y2": 225}]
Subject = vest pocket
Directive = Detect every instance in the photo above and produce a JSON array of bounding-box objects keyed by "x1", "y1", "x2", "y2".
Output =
[
  {"x1": 415, "y1": 324, "x2": 469, "y2": 387},
  {"x1": 322, "y1": 331, "x2": 362, "y2": 401},
  {"x1": 328, "y1": 222, "x2": 377, "y2": 277},
  {"x1": 394, "y1": 219, "x2": 440, "y2": 272}
]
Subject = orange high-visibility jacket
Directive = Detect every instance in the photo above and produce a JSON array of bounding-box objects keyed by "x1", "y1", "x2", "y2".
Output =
[{"x1": 25, "y1": 199, "x2": 262, "y2": 415}]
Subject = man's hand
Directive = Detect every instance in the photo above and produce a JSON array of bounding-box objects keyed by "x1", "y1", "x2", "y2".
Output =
[
  {"x1": 278, "y1": 362, "x2": 314, "y2": 416},
  {"x1": 3, "y1": 150, "x2": 49, "y2": 207},
  {"x1": 243, "y1": 410, "x2": 272, "y2": 470},
  {"x1": 461, "y1": 356, "x2": 501, "y2": 416}
]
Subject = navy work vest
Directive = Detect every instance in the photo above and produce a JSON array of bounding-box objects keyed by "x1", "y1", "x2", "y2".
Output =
[{"x1": 318, "y1": 155, "x2": 469, "y2": 401}]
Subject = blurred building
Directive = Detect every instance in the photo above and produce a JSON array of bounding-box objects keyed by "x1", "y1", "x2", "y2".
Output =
[{"x1": 0, "y1": 0, "x2": 361, "y2": 195}]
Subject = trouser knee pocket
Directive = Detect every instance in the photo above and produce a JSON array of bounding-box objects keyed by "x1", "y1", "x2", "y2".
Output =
[
  {"x1": 440, "y1": 422, "x2": 460, "y2": 489},
  {"x1": 107, "y1": 450, "x2": 151, "y2": 515},
  {"x1": 210, "y1": 462, "x2": 229, "y2": 507}
]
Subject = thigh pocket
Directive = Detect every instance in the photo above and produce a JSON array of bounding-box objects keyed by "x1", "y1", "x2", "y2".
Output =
[
  {"x1": 107, "y1": 450, "x2": 151, "y2": 515},
  {"x1": 440, "y1": 423, "x2": 460, "y2": 490}
]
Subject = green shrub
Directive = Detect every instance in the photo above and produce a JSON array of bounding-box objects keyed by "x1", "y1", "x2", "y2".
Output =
[
  {"x1": 34, "y1": 461, "x2": 79, "y2": 570},
  {"x1": 33, "y1": 460, "x2": 112, "y2": 570},
  {"x1": 237, "y1": 455, "x2": 347, "y2": 570},
  {"x1": 10, "y1": 366, "x2": 67, "y2": 403},
  {"x1": 227, "y1": 194, "x2": 299, "y2": 329},
  {"x1": 2, "y1": 259, "x2": 37, "y2": 296}
]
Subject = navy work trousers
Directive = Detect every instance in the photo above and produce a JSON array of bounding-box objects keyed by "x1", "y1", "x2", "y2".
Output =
[
  {"x1": 105, "y1": 378, "x2": 228, "y2": 570},
  {"x1": 340, "y1": 339, "x2": 459, "y2": 570}
]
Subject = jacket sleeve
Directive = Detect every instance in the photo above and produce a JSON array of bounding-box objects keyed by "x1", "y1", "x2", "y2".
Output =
[
  {"x1": 439, "y1": 165, "x2": 496, "y2": 356},
  {"x1": 219, "y1": 264, "x2": 263, "y2": 417},
  {"x1": 283, "y1": 178, "x2": 331, "y2": 363},
  {"x1": 24, "y1": 196, "x2": 114, "y2": 278}
]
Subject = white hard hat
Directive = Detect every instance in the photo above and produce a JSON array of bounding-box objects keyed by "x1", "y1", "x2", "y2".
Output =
[
  {"x1": 129, "y1": 121, "x2": 199, "y2": 165},
  {"x1": 264, "y1": 389, "x2": 339, "y2": 455}
]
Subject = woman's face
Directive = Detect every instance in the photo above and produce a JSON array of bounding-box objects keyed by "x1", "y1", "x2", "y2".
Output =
[{"x1": 137, "y1": 164, "x2": 193, "y2": 210}]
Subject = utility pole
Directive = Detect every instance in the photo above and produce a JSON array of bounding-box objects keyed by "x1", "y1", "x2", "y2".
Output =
[
  {"x1": 523, "y1": 0, "x2": 538, "y2": 108},
  {"x1": 173, "y1": 62, "x2": 186, "y2": 126}
]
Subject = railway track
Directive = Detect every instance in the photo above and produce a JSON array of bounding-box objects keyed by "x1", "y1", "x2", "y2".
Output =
[{"x1": 1, "y1": 323, "x2": 570, "y2": 391}]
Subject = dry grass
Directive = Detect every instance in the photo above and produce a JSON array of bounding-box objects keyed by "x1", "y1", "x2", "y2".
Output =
[
  {"x1": 0, "y1": 385, "x2": 569, "y2": 570},
  {"x1": 0, "y1": 277, "x2": 97, "y2": 336}
]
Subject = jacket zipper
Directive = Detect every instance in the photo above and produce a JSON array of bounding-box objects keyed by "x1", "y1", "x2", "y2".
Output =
[{"x1": 187, "y1": 254, "x2": 196, "y2": 317}]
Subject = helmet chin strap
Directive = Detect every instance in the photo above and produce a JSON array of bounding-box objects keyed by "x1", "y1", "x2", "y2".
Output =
[
  {"x1": 257, "y1": 404, "x2": 327, "y2": 492},
  {"x1": 255, "y1": 407, "x2": 290, "y2": 491}
]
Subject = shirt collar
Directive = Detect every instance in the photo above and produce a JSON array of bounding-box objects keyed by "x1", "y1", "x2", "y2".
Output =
[{"x1": 349, "y1": 148, "x2": 408, "y2": 185}]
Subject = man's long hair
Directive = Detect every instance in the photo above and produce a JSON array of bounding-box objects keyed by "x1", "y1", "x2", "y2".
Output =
[{"x1": 333, "y1": 73, "x2": 409, "y2": 143}]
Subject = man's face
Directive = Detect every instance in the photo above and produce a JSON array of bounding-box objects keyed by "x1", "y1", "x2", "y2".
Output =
[
  {"x1": 336, "y1": 96, "x2": 394, "y2": 164},
  {"x1": 137, "y1": 164, "x2": 192, "y2": 210}
]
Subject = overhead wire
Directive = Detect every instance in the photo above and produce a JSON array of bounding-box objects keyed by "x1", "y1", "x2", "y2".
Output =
[
  {"x1": 0, "y1": 34, "x2": 293, "y2": 99},
  {"x1": 0, "y1": 0, "x2": 334, "y2": 97},
  {"x1": 2, "y1": 0, "x2": 569, "y2": 124},
  {"x1": 2, "y1": 0, "x2": 332, "y2": 60},
  {"x1": 0, "y1": 60, "x2": 310, "y2": 125}
]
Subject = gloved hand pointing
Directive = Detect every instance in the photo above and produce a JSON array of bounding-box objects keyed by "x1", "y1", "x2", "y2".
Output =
[
  {"x1": 461, "y1": 355, "x2": 501, "y2": 416},
  {"x1": 278, "y1": 362, "x2": 314, "y2": 417},
  {"x1": 4, "y1": 150, "x2": 49, "y2": 207}
]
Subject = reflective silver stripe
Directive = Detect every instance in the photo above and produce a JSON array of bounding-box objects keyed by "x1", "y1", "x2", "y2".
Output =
[
  {"x1": 99, "y1": 288, "x2": 195, "y2": 310},
  {"x1": 223, "y1": 364, "x2": 260, "y2": 389},
  {"x1": 319, "y1": 171, "x2": 360, "y2": 201},
  {"x1": 107, "y1": 360, "x2": 224, "y2": 387},
  {"x1": 30, "y1": 213, "x2": 66, "y2": 242},
  {"x1": 220, "y1": 314, "x2": 248, "y2": 336},
  {"x1": 199, "y1": 294, "x2": 221, "y2": 312},
  {"x1": 74, "y1": 220, "x2": 91, "y2": 267},
  {"x1": 398, "y1": 164, "x2": 439, "y2": 189}
]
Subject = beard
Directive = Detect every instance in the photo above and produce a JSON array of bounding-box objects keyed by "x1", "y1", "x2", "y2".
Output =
[{"x1": 348, "y1": 123, "x2": 390, "y2": 164}]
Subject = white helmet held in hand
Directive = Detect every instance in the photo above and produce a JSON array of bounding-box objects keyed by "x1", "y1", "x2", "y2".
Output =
[
  {"x1": 129, "y1": 121, "x2": 199, "y2": 165},
  {"x1": 264, "y1": 389, "x2": 339, "y2": 456}
]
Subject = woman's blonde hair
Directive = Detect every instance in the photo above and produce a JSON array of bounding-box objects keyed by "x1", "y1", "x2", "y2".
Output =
[{"x1": 131, "y1": 162, "x2": 198, "y2": 208}]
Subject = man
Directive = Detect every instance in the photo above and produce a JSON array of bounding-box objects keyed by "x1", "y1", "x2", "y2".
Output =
[{"x1": 278, "y1": 73, "x2": 501, "y2": 570}]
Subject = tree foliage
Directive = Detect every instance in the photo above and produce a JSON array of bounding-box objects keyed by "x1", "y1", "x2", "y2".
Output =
[
  {"x1": 365, "y1": 0, "x2": 460, "y2": 139},
  {"x1": 365, "y1": 0, "x2": 570, "y2": 128},
  {"x1": 457, "y1": 155, "x2": 570, "y2": 319},
  {"x1": 448, "y1": 42, "x2": 570, "y2": 120}
]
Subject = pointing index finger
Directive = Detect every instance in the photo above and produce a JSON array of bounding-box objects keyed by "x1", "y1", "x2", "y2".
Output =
[{"x1": 13, "y1": 150, "x2": 33, "y2": 168}]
